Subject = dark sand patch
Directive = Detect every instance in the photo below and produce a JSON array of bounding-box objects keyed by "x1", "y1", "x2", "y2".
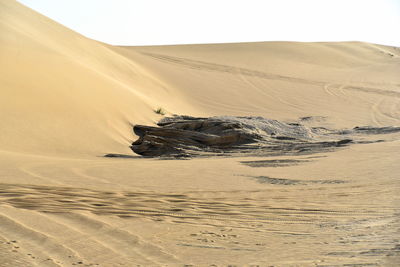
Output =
[
  {"x1": 252, "y1": 176, "x2": 346, "y2": 185},
  {"x1": 240, "y1": 159, "x2": 308, "y2": 168},
  {"x1": 104, "y1": 154, "x2": 138, "y2": 158}
]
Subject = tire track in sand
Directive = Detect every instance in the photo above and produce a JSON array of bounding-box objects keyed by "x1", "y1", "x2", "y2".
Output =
[{"x1": 0, "y1": 183, "x2": 386, "y2": 224}]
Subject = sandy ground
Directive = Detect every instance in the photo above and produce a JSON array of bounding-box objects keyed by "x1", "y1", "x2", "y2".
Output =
[{"x1": 1, "y1": 1, "x2": 400, "y2": 266}]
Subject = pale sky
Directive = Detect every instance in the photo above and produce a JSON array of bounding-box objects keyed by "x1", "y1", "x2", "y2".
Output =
[{"x1": 18, "y1": 0, "x2": 400, "y2": 46}]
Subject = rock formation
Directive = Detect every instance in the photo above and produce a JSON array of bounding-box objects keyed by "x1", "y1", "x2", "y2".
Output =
[{"x1": 130, "y1": 116, "x2": 355, "y2": 157}]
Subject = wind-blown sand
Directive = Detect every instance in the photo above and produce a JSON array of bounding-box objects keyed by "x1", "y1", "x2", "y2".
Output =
[{"x1": 1, "y1": 1, "x2": 400, "y2": 266}]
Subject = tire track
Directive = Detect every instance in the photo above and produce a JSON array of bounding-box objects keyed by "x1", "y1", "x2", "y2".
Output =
[
  {"x1": 141, "y1": 52, "x2": 324, "y2": 86},
  {"x1": 323, "y1": 83, "x2": 336, "y2": 97},
  {"x1": 371, "y1": 98, "x2": 386, "y2": 126},
  {"x1": 0, "y1": 213, "x2": 79, "y2": 266},
  {"x1": 344, "y1": 86, "x2": 400, "y2": 98},
  {"x1": 0, "y1": 183, "x2": 386, "y2": 225},
  {"x1": 19, "y1": 163, "x2": 65, "y2": 186},
  {"x1": 47, "y1": 212, "x2": 181, "y2": 265},
  {"x1": 1, "y1": 182, "x2": 398, "y2": 266},
  {"x1": 239, "y1": 70, "x2": 302, "y2": 112}
]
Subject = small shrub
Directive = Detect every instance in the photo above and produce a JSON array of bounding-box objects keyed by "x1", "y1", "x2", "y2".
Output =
[{"x1": 154, "y1": 107, "x2": 166, "y2": 115}]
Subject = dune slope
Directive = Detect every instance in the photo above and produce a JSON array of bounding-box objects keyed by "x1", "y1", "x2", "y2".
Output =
[
  {"x1": 0, "y1": 0, "x2": 196, "y2": 157},
  {"x1": 117, "y1": 41, "x2": 400, "y2": 128}
]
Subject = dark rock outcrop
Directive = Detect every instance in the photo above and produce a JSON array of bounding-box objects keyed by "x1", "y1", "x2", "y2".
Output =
[
  {"x1": 131, "y1": 116, "x2": 261, "y2": 157},
  {"x1": 130, "y1": 116, "x2": 355, "y2": 157}
]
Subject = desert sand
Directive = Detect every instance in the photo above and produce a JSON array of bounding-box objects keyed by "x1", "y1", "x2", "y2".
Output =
[{"x1": 1, "y1": 1, "x2": 400, "y2": 266}]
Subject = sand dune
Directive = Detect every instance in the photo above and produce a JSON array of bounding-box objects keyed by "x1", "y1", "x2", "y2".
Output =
[
  {"x1": 118, "y1": 42, "x2": 400, "y2": 128},
  {"x1": 1, "y1": 1, "x2": 400, "y2": 266},
  {"x1": 0, "y1": 0, "x2": 198, "y2": 157}
]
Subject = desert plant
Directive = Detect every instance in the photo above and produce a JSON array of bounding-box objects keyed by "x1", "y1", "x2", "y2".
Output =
[{"x1": 154, "y1": 107, "x2": 166, "y2": 115}]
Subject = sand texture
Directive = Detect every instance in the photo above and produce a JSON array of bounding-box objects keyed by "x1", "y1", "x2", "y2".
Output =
[{"x1": 1, "y1": 1, "x2": 400, "y2": 266}]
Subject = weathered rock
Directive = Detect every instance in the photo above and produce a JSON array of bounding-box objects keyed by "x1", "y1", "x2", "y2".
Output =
[
  {"x1": 131, "y1": 117, "x2": 260, "y2": 157},
  {"x1": 130, "y1": 116, "x2": 355, "y2": 157}
]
